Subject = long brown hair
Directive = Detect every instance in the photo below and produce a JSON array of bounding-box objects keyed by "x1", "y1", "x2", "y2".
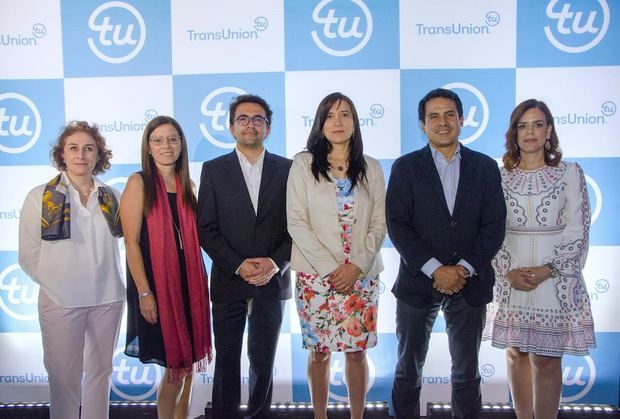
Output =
[
  {"x1": 140, "y1": 116, "x2": 196, "y2": 215},
  {"x1": 305, "y1": 92, "x2": 367, "y2": 190},
  {"x1": 503, "y1": 99, "x2": 562, "y2": 170}
]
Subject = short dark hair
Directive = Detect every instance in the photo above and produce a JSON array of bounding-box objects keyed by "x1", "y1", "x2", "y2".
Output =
[
  {"x1": 418, "y1": 88, "x2": 463, "y2": 121},
  {"x1": 229, "y1": 94, "x2": 273, "y2": 127},
  {"x1": 50, "y1": 121, "x2": 112, "y2": 175}
]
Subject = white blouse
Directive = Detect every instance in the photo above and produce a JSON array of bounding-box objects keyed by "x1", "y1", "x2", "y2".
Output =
[{"x1": 18, "y1": 172, "x2": 125, "y2": 308}]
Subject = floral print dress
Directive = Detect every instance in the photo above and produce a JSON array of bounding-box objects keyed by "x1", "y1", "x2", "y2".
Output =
[{"x1": 296, "y1": 177, "x2": 379, "y2": 353}]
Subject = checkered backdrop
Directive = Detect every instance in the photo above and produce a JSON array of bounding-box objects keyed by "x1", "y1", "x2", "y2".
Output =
[{"x1": 1, "y1": 0, "x2": 618, "y2": 415}]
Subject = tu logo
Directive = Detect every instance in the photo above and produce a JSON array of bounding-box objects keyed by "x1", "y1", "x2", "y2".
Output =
[
  {"x1": 200, "y1": 86, "x2": 247, "y2": 149},
  {"x1": 544, "y1": 0, "x2": 610, "y2": 53},
  {"x1": 87, "y1": 1, "x2": 147, "y2": 64},
  {"x1": 0, "y1": 93, "x2": 41, "y2": 154},
  {"x1": 311, "y1": 0, "x2": 373, "y2": 57}
]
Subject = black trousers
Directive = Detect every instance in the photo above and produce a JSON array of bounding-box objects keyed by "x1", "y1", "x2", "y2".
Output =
[
  {"x1": 392, "y1": 292, "x2": 486, "y2": 419},
  {"x1": 211, "y1": 296, "x2": 286, "y2": 419}
]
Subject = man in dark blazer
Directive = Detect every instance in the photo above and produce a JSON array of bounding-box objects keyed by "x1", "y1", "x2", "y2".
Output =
[
  {"x1": 387, "y1": 88, "x2": 506, "y2": 419},
  {"x1": 197, "y1": 94, "x2": 292, "y2": 419}
]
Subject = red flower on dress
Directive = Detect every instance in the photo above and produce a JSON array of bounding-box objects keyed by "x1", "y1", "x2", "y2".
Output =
[
  {"x1": 346, "y1": 318, "x2": 363, "y2": 337},
  {"x1": 343, "y1": 294, "x2": 360, "y2": 315},
  {"x1": 303, "y1": 287, "x2": 317, "y2": 301},
  {"x1": 363, "y1": 305, "x2": 377, "y2": 332},
  {"x1": 355, "y1": 340, "x2": 367, "y2": 349}
]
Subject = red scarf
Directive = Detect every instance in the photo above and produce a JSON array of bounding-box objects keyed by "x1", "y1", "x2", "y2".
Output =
[{"x1": 146, "y1": 174, "x2": 212, "y2": 378}]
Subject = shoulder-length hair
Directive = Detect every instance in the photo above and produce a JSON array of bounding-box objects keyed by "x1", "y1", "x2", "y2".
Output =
[
  {"x1": 503, "y1": 99, "x2": 562, "y2": 170},
  {"x1": 140, "y1": 115, "x2": 196, "y2": 215},
  {"x1": 51, "y1": 121, "x2": 112, "y2": 175},
  {"x1": 305, "y1": 92, "x2": 367, "y2": 189}
]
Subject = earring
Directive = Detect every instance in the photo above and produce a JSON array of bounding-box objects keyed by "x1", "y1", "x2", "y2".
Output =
[{"x1": 545, "y1": 138, "x2": 551, "y2": 150}]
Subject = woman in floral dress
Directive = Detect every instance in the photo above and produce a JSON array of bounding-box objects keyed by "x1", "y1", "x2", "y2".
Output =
[
  {"x1": 484, "y1": 99, "x2": 595, "y2": 419},
  {"x1": 287, "y1": 92, "x2": 386, "y2": 419}
]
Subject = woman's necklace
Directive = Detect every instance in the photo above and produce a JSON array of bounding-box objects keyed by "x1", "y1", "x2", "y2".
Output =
[
  {"x1": 68, "y1": 177, "x2": 94, "y2": 198},
  {"x1": 172, "y1": 216, "x2": 183, "y2": 251}
]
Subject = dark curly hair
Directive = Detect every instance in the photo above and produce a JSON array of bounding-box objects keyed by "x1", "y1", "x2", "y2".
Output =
[
  {"x1": 503, "y1": 99, "x2": 562, "y2": 170},
  {"x1": 305, "y1": 92, "x2": 367, "y2": 190},
  {"x1": 50, "y1": 121, "x2": 112, "y2": 175}
]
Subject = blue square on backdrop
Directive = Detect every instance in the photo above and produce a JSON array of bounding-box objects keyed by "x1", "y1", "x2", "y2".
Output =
[
  {"x1": 517, "y1": 0, "x2": 620, "y2": 67},
  {"x1": 291, "y1": 333, "x2": 397, "y2": 403},
  {"x1": 400, "y1": 69, "x2": 516, "y2": 159},
  {"x1": 0, "y1": 80, "x2": 65, "y2": 165},
  {"x1": 173, "y1": 73, "x2": 285, "y2": 163},
  {"x1": 571, "y1": 158, "x2": 620, "y2": 246},
  {"x1": 561, "y1": 333, "x2": 619, "y2": 405},
  {"x1": 61, "y1": 0, "x2": 172, "y2": 77},
  {"x1": 284, "y1": 0, "x2": 399, "y2": 71},
  {"x1": 110, "y1": 344, "x2": 163, "y2": 401},
  {"x1": 0, "y1": 251, "x2": 40, "y2": 333}
]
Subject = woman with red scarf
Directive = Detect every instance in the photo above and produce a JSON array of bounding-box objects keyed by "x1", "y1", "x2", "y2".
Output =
[{"x1": 121, "y1": 116, "x2": 212, "y2": 418}]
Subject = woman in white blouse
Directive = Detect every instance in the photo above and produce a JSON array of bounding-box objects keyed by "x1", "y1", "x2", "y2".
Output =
[{"x1": 19, "y1": 121, "x2": 125, "y2": 419}]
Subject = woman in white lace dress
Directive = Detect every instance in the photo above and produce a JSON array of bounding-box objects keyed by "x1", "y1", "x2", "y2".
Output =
[{"x1": 484, "y1": 99, "x2": 595, "y2": 419}]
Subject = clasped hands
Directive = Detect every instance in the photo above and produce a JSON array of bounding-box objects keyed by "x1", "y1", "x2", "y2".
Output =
[
  {"x1": 329, "y1": 263, "x2": 362, "y2": 295},
  {"x1": 506, "y1": 265, "x2": 551, "y2": 291},
  {"x1": 432, "y1": 265, "x2": 468, "y2": 295},
  {"x1": 238, "y1": 258, "x2": 278, "y2": 286}
]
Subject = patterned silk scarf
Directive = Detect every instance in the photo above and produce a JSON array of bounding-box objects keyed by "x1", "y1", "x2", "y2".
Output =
[
  {"x1": 145, "y1": 173, "x2": 212, "y2": 378},
  {"x1": 41, "y1": 173, "x2": 123, "y2": 240}
]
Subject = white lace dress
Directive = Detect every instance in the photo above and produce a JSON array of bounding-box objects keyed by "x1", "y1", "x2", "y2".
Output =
[{"x1": 483, "y1": 161, "x2": 596, "y2": 357}]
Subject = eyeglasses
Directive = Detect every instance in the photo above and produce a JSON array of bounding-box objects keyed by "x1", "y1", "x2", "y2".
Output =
[
  {"x1": 149, "y1": 135, "x2": 181, "y2": 146},
  {"x1": 233, "y1": 115, "x2": 268, "y2": 126}
]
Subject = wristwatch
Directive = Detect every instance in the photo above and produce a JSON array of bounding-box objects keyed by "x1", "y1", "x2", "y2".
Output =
[{"x1": 546, "y1": 263, "x2": 559, "y2": 278}]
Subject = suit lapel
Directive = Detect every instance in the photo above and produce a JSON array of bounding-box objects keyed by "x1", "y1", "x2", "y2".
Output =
[
  {"x1": 225, "y1": 150, "x2": 256, "y2": 220},
  {"x1": 256, "y1": 151, "x2": 276, "y2": 218},
  {"x1": 421, "y1": 145, "x2": 451, "y2": 218},
  {"x1": 453, "y1": 145, "x2": 473, "y2": 216}
]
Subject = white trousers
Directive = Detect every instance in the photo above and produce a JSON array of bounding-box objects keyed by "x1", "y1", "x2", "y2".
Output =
[{"x1": 38, "y1": 289, "x2": 124, "y2": 419}]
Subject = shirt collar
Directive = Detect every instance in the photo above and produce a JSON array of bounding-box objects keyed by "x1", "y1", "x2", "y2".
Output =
[
  {"x1": 430, "y1": 142, "x2": 461, "y2": 164},
  {"x1": 235, "y1": 147, "x2": 265, "y2": 167}
]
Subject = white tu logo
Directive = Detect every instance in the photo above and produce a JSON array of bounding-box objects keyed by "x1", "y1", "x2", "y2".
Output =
[
  {"x1": 544, "y1": 0, "x2": 610, "y2": 53},
  {"x1": 87, "y1": 1, "x2": 146, "y2": 63},
  {"x1": 0, "y1": 92, "x2": 42, "y2": 154},
  {"x1": 311, "y1": 0, "x2": 373, "y2": 57}
]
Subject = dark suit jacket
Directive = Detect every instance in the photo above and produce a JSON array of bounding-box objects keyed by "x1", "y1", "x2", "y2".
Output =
[
  {"x1": 386, "y1": 144, "x2": 506, "y2": 308},
  {"x1": 197, "y1": 150, "x2": 292, "y2": 303}
]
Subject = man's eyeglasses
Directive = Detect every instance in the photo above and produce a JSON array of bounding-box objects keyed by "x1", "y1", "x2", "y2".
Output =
[
  {"x1": 233, "y1": 115, "x2": 268, "y2": 126},
  {"x1": 149, "y1": 135, "x2": 181, "y2": 146}
]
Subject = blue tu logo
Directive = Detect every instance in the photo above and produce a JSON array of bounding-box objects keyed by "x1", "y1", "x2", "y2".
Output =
[
  {"x1": 0, "y1": 92, "x2": 41, "y2": 154},
  {"x1": 311, "y1": 0, "x2": 373, "y2": 57},
  {"x1": 87, "y1": 1, "x2": 146, "y2": 64},
  {"x1": 199, "y1": 86, "x2": 247, "y2": 149},
  {"x1": 111, "y1": 348, "x2": 162, "y2": 401},
  {"x1": 544, "y1": 0, "x2": 610, "y2": 53},
  {"x1": 0, "y1": 264, "x2": 39, "y2": 322},
  {"x1": 442, "y1": 82, "x2": 489, "y2": 145},
  {"x1": 562, "y1": 355, "x2": 596, "y2": 402}
]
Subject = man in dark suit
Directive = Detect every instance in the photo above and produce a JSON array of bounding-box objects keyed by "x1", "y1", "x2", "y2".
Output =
[
  {"x1": 197, "y1": 94, "x2": 292, "y2": 419},
  {"x1": 387, "y1": 88, "x2": 506, "y2": 419}
]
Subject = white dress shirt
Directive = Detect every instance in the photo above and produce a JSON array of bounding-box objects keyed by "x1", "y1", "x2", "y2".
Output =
[
  {"x1": 235, "y1": 147, "x2": 265, "y2": 215},
  {"x1": 234, "y1": 147, "x2": 278, "y2": 274},
  {"x1": 18, "y1": 172, "x2": 125, "y2": 308}
]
